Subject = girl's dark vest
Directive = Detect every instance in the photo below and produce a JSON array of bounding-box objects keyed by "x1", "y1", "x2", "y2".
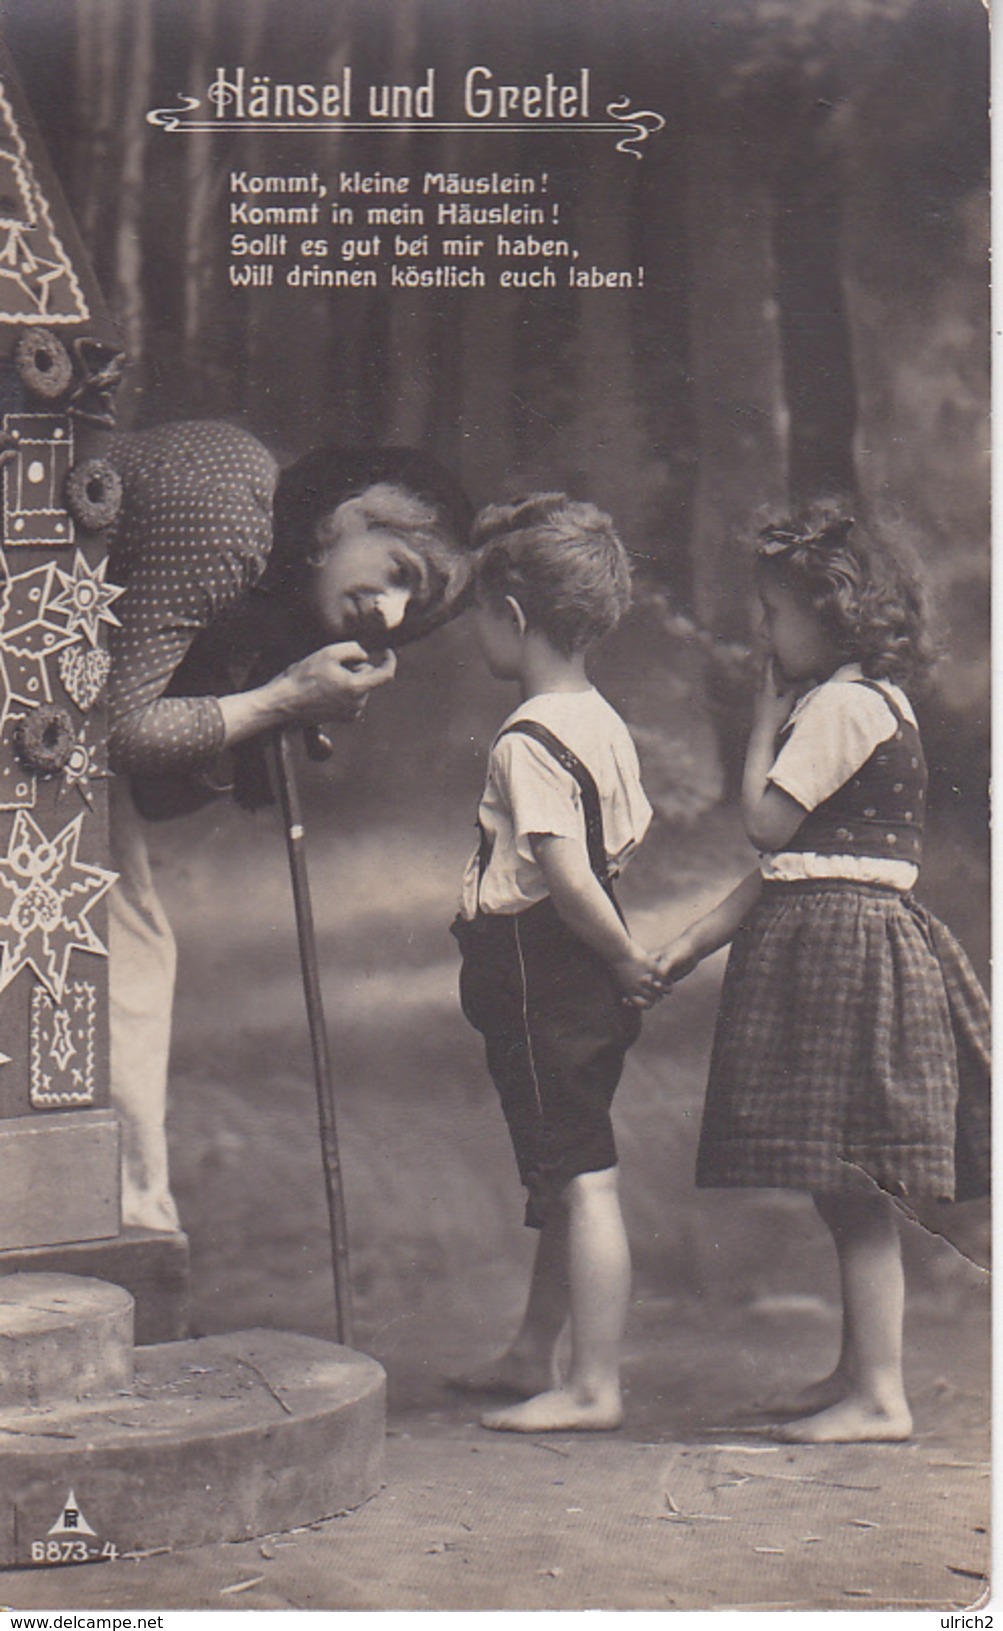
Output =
[{"x1": 779, "y1": 679, "x2": 926, "y2": 866}]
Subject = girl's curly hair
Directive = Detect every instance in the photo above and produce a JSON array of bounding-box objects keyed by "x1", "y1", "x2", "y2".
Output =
[{"x1": 754, "y1": 499, "x2": 937, "y2": 688}]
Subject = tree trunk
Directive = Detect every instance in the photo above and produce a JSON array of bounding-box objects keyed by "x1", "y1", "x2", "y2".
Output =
[
  {"x1": 378, "y1": 8, "x2": 443, "y2": 447},
  {"x1": 112, "y1": 0, "x2": 154, "y2": 420},
  {"x1": 72, "y1": 0, "x2": 121, "y2": 288},
  {"x1": 685, "y1": 83, "x2": 787, "y2": 644},
  {"x1": 683, "y1": 71, "x2": 788, "y2": 792},
  {"x1": 182, "y1": 0, "x2": 221, "y2": 393},
  {"x1": 774, "y1": 94, "x2": 857, "y2": 505}
]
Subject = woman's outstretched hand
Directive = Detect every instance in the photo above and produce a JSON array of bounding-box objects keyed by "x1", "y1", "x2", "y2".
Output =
[
  {"x1": 277, "y1": 642, "x2": 398, "y2": 723},
  {"x1": 219, "y1": 643, "x2": 398, "y2": 748}
]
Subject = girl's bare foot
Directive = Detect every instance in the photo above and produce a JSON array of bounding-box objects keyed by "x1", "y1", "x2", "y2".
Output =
[
  {"x1": 480, "y1": 1385, "x2": 623, "y2": 1433},
  {"x1": 772, "y1": 1394, "x2": 913, "y2": 1443},
  {"x1": 447, "y1": 1351, "x2": 559, "y2": 1399},
  {"x1": 754, "y1": 1368, "x2": 851, "y2": 1418}
]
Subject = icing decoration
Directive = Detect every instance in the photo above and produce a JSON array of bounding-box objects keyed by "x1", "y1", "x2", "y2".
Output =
[
  {"x1": 15, "y1": 326, "x2": 73, "y2": 400},
  {"x1": 0, "y1": 425, "x2": 22, "y2": 471},
  {"x1": 0, "y1": 556, "x2": 77, "y2": 807},
  {"x1": 64, "y1": 457, "x2": 122, "y2": 531},
  {"x1": 0, "y1": 561, "x2": 67, "y2": 808},
  {"x1": 0, "y1": 557, "x2": 115, "y2": 811},
  {"x1": 2, "y1": 414, "x2": 75, "y2": 547},
  {"x1": 30, "y1": 979, "x2": 96, "y2": 1107},
  {"x1": 0, "y1": 557, "x2": 77, "y2": 693},
  {"x1": 0, "y1": 808, "x2": 117, "y2": 1002},
  {"x1": 0, "y1": 81, "x2": 90, "y2": 323},
  {"x1": 0, "y1": 712, "x2": 36, "y2": 812},
  {"x1": 58, "y1": 644, "x2": 110, "y2": 712},
  {"x1": 57, "y1": 722, "x2": 109, "y2": 811},
  {"x1": 48, "y1": 549, "x2": 123, "y2": 647}
]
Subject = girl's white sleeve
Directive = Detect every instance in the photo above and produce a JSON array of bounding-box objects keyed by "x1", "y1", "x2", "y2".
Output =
[{"x1": 767, "y1": 682, "x2": 898, "y2": 813}]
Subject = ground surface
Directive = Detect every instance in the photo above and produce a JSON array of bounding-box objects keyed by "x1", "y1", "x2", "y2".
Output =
[
  {"x1": 0, "y1": 1291, "x2": 990, "y2": 1612},
  {"x1": 0, "y1": 617, "x2": 990, "y2": 1612}
]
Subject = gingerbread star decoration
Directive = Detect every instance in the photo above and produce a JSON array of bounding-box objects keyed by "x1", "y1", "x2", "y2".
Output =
[
  {"x1": 0, "y1": 222, "x2": 67, "y2": 315},
  {"x1": 48, "y1": 550, "x2": 124, "y2": 647},
  {"x1": 0, "y1": 808, "x2": 117, "y2": 1002},
  {"x1": 1, "y1": 559, "x2": 77, "y2": 697}
]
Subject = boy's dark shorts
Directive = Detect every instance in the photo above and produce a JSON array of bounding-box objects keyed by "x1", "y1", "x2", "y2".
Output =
[{"x1": 454, "y1": 898, "x2": 642, "y2": 1228}]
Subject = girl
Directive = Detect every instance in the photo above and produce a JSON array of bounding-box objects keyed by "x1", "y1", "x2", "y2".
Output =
[{"x1": 657, "y1": 503, "x2": 990, "y2": 1444}]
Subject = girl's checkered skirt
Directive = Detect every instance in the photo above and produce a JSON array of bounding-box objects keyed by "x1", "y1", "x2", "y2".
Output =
[{"x1": 696, "y1": 882, "x2": 990, "y2": 1200}]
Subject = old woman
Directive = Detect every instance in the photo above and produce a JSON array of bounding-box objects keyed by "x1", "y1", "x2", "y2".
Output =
[{"x1": 104, "y1": 420, "x2": 472, "y2": 1231}]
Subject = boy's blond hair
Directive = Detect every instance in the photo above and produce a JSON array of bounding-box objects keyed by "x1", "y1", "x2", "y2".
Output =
[{"x1": 473, "y1": 493, "x2": 631, "y2": 656}]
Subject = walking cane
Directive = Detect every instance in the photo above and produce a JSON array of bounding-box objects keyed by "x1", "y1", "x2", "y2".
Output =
[{"x1": 271, "y1": 724, "x2": 354, "y2": 1347}]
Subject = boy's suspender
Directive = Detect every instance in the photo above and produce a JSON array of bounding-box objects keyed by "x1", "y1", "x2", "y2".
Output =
[{"x1": 485, "y1": 719, "x2": 613, "y2": 894}]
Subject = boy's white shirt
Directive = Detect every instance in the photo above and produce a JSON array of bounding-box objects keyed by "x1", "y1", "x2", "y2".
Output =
[
  {"x1": 762, "y1": 661, "x2": 920, "y2": 888},
  {"x1": 459, "y1": 686, "x2": 652, "y2": 919}
]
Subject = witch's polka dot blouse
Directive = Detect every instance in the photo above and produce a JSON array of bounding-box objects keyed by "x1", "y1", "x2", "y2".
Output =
[{"x1": 104, "y1": 421, "x2": 278, "y2": 775}]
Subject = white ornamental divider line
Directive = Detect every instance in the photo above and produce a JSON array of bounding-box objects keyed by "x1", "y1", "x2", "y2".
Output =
[{"x1": 147, "y1": 98, "x2": 667, "y2": 159}]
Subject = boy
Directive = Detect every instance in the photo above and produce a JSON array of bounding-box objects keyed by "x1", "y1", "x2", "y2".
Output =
[{"x1": 453, "y1": 493, "x2": 661, "y2": 1432}]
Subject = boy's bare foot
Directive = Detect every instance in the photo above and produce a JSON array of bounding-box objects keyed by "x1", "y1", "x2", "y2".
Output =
[
  {"x1": 480, "y1": 1385, "x2": 623, "y2": 1433},
  {"x1": 447, "y1": 1352, "x2": 558, "y2": 1399},
  {"x1": 753, "y1": 1369, "x2": 851, "y2": 1418},
  {"x1": 772, "y1": 1394, "x2": 913, "y2": 1443}
]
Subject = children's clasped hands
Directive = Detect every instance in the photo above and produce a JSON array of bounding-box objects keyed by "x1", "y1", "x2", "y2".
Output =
[
  {"x1": 621, "y1": 874, "x2": 767, "y2": 1010},
  {"x1": 616, "y1": 932, "x2": 701, "y2": 1009},
  {"x1": 613, "y1": 943, "x2": 665, "y2": 1009}
]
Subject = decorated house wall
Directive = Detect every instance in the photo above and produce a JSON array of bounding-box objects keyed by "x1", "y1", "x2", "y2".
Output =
[{"x1": 0, "y1": 48, "x2": 124, "y2": 1245}]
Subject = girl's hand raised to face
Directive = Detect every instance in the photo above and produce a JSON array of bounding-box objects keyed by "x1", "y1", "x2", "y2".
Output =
[{"x1": 753, "y1": 656, "x2": 809, "y2": 734}]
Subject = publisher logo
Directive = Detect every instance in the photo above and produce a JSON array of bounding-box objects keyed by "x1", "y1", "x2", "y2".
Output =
[{"x1": 28, "y1": 1491, "x2": 119, "y2": 1566}]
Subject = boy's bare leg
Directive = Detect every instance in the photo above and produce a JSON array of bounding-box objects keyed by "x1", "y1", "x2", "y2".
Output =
[
  {"x1": 777, "y1": 1189, "x2": 913, "y2": 1442},
  {"x1": 450, "y1": 1209, "x2": 569, "y2": 1396},
  {"x1": 481, "y1": 1165, "x2": 628, "y2": 1432}
]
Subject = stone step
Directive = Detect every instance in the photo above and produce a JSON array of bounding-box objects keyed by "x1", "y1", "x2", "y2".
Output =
[
  {"x1": 0, "y1": 1112, "x2": 119, "y2": 1251},
  {"x1": 0, "y1": 1273, "x2": 134, "y2": 1410},
  {"x1": 0, "y1": 1228, "x2": 190, "y2": 1344},
  {"x1": 0, "y1": 1328, "x2": 386, "y2": 1564}
]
